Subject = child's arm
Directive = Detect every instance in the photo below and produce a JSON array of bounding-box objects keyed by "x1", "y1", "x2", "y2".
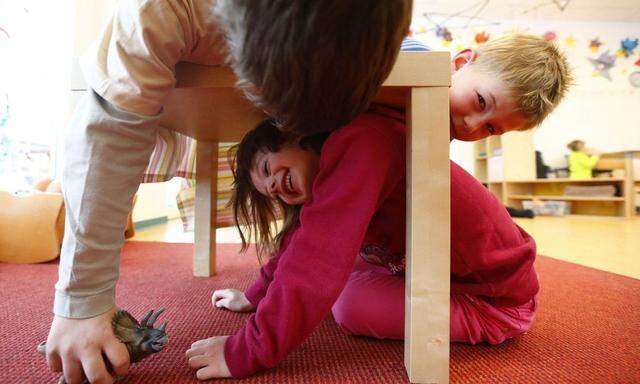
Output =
[
  {"x1": 212, "y1": 289, "x2": 255, "y2": 312},
  {"x1": 242, "y1": 229, "x2": 296, "y2": 307},
  {"x1": 585, "y1": 154, "x2": 599, "y2": 168},
  {"x1": 223, "y1": 117, "x2": 404, "y2": 378},
  {"x1": 575, "y1": 152, "x2": 599, "y2": 169},
  {"x1": 212, "y1": 226, "x2": 297, "y2": 312}
]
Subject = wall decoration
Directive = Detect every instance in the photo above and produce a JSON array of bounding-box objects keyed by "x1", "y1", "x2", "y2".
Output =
[
  {"x1": 589, "y1": 51, "x2": 616, "y2": 81},
  {"x1": 522, "y1": 0, "x2": 571, "y2": 15},
  {"x1": 564, "y1": 35, "x2": 576, "y2": 47},
  {"x1": 436, "y1": 26, "x2": 453, "y2": 42},
  {"x1": 421, "y1": 0, "x2": 500, "y2": 46},
  {"x1": 552, "y1": 0, "x2": 571, "y2": 11},
  {"x1": 543, "y1": 31, "x2": 557, "y2": 41},
  {"x1": 475, "y1": 31, "x2": 490, "y2": 44},
  {"x1": 629, "y1": 71, "x2": 640, "y2": 88},
  {"x1": 617, "y1": 37, "x2": 639, "y2": 58},
  {"x1": 589, "y1": 38, "x2": 602, "y2": 52},
  {"x1": 635, "y1": 58, "x2": 640, "y2": 67}
]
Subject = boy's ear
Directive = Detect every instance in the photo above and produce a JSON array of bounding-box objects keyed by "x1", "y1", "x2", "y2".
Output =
[{"x1": 451, "y1": 49, "x2": 478, "y2": 72}]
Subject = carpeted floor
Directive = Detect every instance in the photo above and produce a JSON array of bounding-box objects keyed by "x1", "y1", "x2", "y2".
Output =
[{"x1": 1, "y1": 242, "x2": 638, "y2": 384}]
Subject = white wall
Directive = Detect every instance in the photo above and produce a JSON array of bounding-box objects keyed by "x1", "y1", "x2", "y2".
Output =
[{"x1": 409, "y1": 17, "x2": 640, "y2": 172}]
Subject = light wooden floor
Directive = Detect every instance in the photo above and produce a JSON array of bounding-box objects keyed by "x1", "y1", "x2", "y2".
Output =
[{"x1": 132, "y1": 215, "x2": 640, "y2": 280}]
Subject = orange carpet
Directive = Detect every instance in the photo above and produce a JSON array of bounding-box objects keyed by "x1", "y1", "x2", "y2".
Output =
[{"x1": 1, "y1": 241, "x2": 638, "y2": 383}]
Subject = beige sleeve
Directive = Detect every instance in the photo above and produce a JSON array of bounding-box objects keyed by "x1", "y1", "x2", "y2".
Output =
[{"x1": 79, "y1": 0, "x2": 200, "y2": 116}]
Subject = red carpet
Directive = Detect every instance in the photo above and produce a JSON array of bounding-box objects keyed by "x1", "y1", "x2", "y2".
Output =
[{"x1": 1, "y1": 241, "x2": 638, "y2": 383}]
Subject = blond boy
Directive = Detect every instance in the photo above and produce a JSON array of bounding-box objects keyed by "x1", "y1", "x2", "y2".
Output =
[{"x1": 449, "y1": 33, "x2": 572, "y2": 141}]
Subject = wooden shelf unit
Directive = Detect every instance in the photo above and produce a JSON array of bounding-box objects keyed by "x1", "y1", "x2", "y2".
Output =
[
  {"x1": 473, "y1": 138, "x2": 638, "y2": 218},
  {"x1": 474, "y1": 130, "x2": 535, "y2": 203},
  {"x1": 504, "y1": 178, "x2": 628, "y2": 217}
]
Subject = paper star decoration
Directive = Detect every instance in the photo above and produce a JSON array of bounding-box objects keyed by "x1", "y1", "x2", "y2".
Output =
[
  {"x1": 618, "y1": 37, "x2": 639, "y2": 58},
  {"x1": 543, "y1": 31, "x2": 557, "y2": 42},
  {"x1": 589, "y1": 38, "x2": 602, "y2": 52},
  {"x1": 588, "y1": 51, "x2": 616, "y2": 81},
  {"x1": 475, "y1": 31, "x2": 490, "y2": 44},
  {"x1": 435, "y1": 26, "x2": 453, "y2": 42},
  {"x1": 565, "y1": 35, "x2": 576, "y2": 47}
]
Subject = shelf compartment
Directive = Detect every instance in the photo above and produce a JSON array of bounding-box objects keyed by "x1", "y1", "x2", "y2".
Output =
[
  {"x1": 506, "y1": 178, "x2": 624, "y2": 184},
  {"x1": 507, "y1": 195, "x2": 625, "y2": 202}
]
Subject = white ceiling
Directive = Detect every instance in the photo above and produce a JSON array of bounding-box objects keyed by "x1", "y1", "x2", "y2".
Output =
[{"x1": 413, "y1": 0, "x2": 640, "y2": 23}]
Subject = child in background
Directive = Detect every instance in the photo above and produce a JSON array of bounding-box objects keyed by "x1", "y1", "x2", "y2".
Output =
[
  {"x1": 567, "y1": 140, "x2": 599, "y2": 179},
  {"x1": 185, "y1": 33, "x2": 572, "y2": 379}
]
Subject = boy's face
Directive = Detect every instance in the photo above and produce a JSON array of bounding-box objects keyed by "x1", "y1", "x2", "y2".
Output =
[
  {"x1": 449, "y1": 50, "x2": 528, "y2": 141},
  {"x1": 250, "y1": 143, "x2": 320, "y2": 206}
]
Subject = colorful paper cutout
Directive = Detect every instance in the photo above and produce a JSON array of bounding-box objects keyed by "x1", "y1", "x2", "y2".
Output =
[
  {"x1": 564, "y1": 35, "x2": 576, "y2": 47},
  {"x1": 618, "y1": 38, "x2": 639, "y2": 58},
  {"x1": 475, "y1": 31, "x2": 490, "y2": 44},
  {"x1": 589, "y1": 38, "x2": 602, "y2": 52},
  {"x1": 543, "y1": 31, "x2": 557, "y2": 42},
  {"x1": 435, "y1": 26, "x2": 453, "y2": 42},
  {"x1": 588, "y1": 51, "x2": 616, "y2": 81}
]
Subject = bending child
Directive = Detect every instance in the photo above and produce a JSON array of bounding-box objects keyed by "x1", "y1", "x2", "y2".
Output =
[{"x1": 186, "y1": 33, "x2": 571, "y2": 379}]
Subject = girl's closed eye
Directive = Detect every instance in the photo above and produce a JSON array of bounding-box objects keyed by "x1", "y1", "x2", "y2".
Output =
[{"x1": 263, "y1": 159, "x2": 270, "y2": 176}]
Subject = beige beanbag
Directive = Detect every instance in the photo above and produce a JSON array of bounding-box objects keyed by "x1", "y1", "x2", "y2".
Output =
[{"x1": 0, "y1": 191, "x2": 65, "y2": 264}]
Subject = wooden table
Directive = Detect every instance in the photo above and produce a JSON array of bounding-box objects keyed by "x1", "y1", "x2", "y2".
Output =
[{"x1": 160, "y1": 51, "x2": 451, "y2": 383}]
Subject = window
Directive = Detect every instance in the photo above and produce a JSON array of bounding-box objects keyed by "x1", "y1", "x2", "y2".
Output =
[{"x1": 0, "y1": 1, "x2": 74, "y2": 192}]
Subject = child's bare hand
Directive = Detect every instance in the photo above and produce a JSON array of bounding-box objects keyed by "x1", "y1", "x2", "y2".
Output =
[
  {"x1": 212, "y1": 288, "x2": 255, "y2": 312},
  {"x1": 186, "y1": 336, "x2": 231, "y2": 380}
]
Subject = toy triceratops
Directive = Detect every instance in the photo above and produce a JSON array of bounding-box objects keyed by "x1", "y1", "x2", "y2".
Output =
[{"x1": 37, "y1": 308, "x2": 169, "y2": 383}]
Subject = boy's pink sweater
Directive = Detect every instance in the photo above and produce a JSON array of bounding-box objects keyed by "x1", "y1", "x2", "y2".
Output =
[{"x1": 224, "y1": 109, "x2": 538, "y2": 377}]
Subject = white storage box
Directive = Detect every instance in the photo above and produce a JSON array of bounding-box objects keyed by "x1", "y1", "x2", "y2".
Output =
[{"x1": 522, "y1": 200, "x2": 571, "y2": 216}]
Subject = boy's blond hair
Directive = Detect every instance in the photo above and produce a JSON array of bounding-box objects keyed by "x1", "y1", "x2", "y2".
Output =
[{"x1": 474, "y1": 33, "x2": 573, "y2": 129}]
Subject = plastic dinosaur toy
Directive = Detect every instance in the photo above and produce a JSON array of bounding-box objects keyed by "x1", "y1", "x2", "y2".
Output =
[{"x1": 37, "y1": 308, "x2": 169, "y2": 383}]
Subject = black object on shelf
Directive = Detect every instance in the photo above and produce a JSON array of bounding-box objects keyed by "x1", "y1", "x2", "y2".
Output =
[{"x1": 507, "y1": 206, "x2": 535, "y2": 219}]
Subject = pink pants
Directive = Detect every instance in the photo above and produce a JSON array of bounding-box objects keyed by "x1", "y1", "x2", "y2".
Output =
[{"x1": 331, "y1": 259, "x2": 537, "y2": 345}]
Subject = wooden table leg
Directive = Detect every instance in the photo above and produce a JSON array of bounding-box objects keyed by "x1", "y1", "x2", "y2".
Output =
[
  {"x1": 405, "y1": 87, "x2": 450, "y2": 383},
  {"x1": 622, "y1": 152, "x2": 635, "y2": 218},
  {"x1": 194, "y1": 141, "x2": 218, "y2": 277}
]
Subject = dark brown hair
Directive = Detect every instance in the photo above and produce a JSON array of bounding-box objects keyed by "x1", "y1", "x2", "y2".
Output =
[
  {"x1": 229, "y1": 119, "x2": 328, "y2": 262},
  {"x1": 214, "y1": 0, "x2": 413, "y2": 135}
]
